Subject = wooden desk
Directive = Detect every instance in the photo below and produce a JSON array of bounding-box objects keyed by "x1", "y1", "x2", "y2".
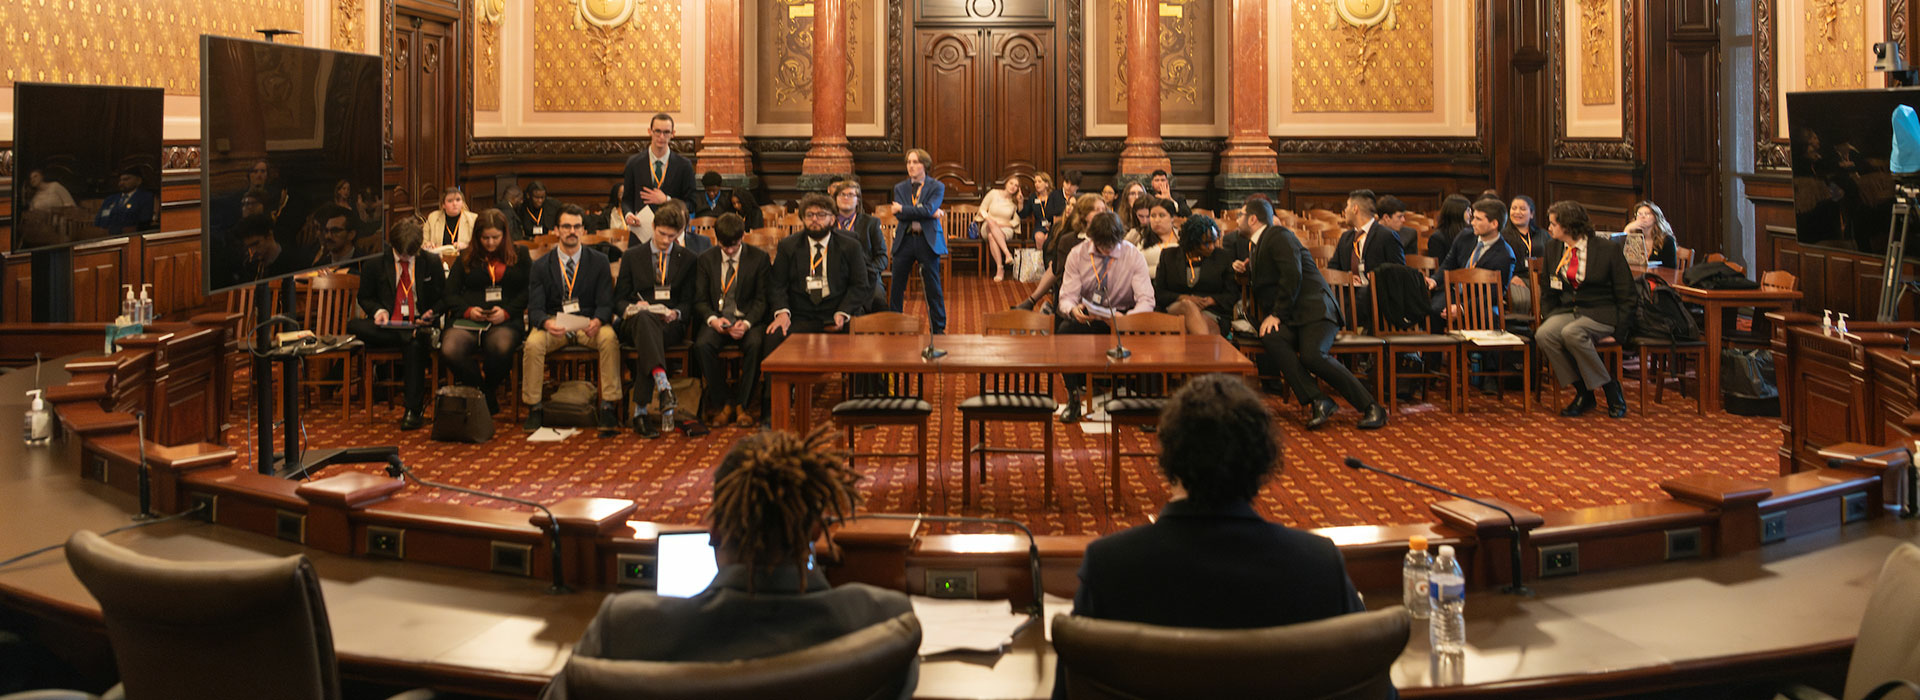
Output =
[
  {"x1": 760, "y1": 334, "x2": 1257, "y2": 433},
  {"x1": 1674, "y1": 285, "x2": 1802, "y2": 412}
]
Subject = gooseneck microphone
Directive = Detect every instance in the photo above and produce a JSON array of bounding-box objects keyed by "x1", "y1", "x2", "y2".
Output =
[
  {"x1": 851, "y1": 513, "x2": 1045, "y2": 622},
  {"x1": 385, "y1": 456, "x2": 571, "y2": 594},
  {"x1": 1343, "y1": 456, "x2": 1533, "y2": 596},
  {"x1": 133, "y1": 411, "x2": 153, "y2": 521}
]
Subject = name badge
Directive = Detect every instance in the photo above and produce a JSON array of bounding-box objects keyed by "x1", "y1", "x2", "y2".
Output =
[
  {"x1": 484, "y1": 286, "x2": 503, "y2": 303},
  {"x1": 1549, "y1": 277, "x2": 1564, "y2": 291},
  {"x1": 1090, "y1": 291, "x2": 1106, "y2": 306},
  {"x1": 532, "y1": 226, "x2": 545, "y2": 236},
  {"x1": 806, "y1": 276, "x2": 827, "y2": 292},
  {"x1": 562, "y1": 299, "x2": 581, "y2": 314},
  {"x1": 100, "y1": 206, "x2": 113, "y2": 217},
  {"x1": 653, "y1": 286, "x2": 672, "y2": 302}
]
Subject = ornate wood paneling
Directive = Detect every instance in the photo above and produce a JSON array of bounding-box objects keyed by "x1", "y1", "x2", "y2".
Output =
[
  {"x1": 915, "y1": 30, "x2": 986, "y2": 194},
  {"x1": 1769, "y1": 231, "x2": 1920, "y2": 319},
  {"x1": 986, "y1": 31, "x2": 1053, "y2": 183},
  {"x1": 388, "y1": 9, "x2": 460, "y2": 223},
  {"x1": 144, "y1": 231, "x2": 207, "y2": 319},
  {"x1": 1644, "y1": 0, "x2": 1721, "y2": 254},
  {"x1": 1493, "y1": 0, "x2": 1553, "y2": 200},
  {"x1": 71, "y1": 243, "x2": 126, "y2": 323}
]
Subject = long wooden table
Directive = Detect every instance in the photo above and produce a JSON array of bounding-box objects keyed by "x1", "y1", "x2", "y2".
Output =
[
  {"x1": 1673, "y1": 285, "x2": 1802, "y2": 412},
  {"x1": 760, "y1": 333, "x2": 1258, "y2": 433}
]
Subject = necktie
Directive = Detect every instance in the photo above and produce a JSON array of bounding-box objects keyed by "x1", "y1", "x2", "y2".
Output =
[
  {"x1": 395, "y1": 258, "x2": 413, "y2": 318},
  {"x1": 723, "y1": 258, "x2": 736, "y2": 295},
  {"x1": 1567, "y1": 246, "x2": 1580, "y2": 289},
  {"x1": 1095, "y1": 254, "x2": 1111, "y2": 299},
  {"x1": 1353, "y1": 232, "x2": 1365, "y2": 273},
  {"x1": 653, "y1": 160, "x2": 664, "y2": 186},
  {"x1": 812, "y1": 242, "x2": 824, "y2": 272},
  {"x1": 565, "y1": 257, "x2": 577, "y2": 296},
  {"x1": 1469, "y1": 241, "x2": 1487, "y2": 268}
]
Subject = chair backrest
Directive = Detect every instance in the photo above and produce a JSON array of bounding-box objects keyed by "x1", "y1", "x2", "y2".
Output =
[
  {"x1": 1403, "y1": 255, "x2": 1440, "y2": 276},
  {"x1": 1846, "y1": 543, "x2": 1920, "y2": 700},
  {"x1": 978, "y1": 310, "x2": 1055, "y2": 395},
  {"x1": 943, "y1": 204, "x2": 979, "y2": 239},
  {"x1": 850, "y1": 311, "x2": 922, "y2": 335},
  {"x1": 849, "y1": 312, "x2": 923, "y2": 398},
  {"x1": 1674, "y1": 245, "x2": 1695, "y2": 272},
  {"x1": 1053, "y1": 607, "x2": 1410, "y2": 700},
  {"x1": 746, "y1": 227, "x2": 784, "y2": 258},
  {"x1": 302, "y1": 272, "x2": 360, "y2": 337},
  {"x1": 1307, "y1": 208, "x2": 1343, "y2": 224},
  {"x1": 1760, "y1": 269, "x2": 1798, "y2": 292},
  {"x1": 982, "y1": 309, "x2": 1054, "y2": 336},
  {"x1": 1113, "y1": 311, "x2": 1186, "y2": 336},
  {"x1": 1320, "y1": 269, "x2": 1369, "y2": 333},
  {"x1": 690, "y1": 216, "x2": 716, "y2": 241},
  {"x1": 65, "y1": 530, "x2": 341, "y2": 700},
  {"x1": 1367, "y1": 270, "x2": 1434, "y2": 336},
  {"x1": 558, "y1": 613, "x2": 922, "y2": 700},
  {"x1": 1309, "y1": 245, "x2": 1337, "y2": 270},
  {"x1": 1443, "y1": 267, "x2": 1505, "y2": 332},
  {"x1": 226, "y1": 285, "x2": 284, "y2": 345}
]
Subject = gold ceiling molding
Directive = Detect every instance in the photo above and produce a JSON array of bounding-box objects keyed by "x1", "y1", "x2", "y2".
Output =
[
  {"x1": 534, "y1": 0, "x2": 682, "y2": 112},
  {"x1": 1579, "y1": 0, "x2": 1616, "y2": 105},
  {"x1": 335, "y1": 0, "x2": 364, "y2": 53},
  {"x1": 474, "y1": 0, "x2": 503, "y2": 111},
  {"x1": 1804, "y1": 0, "x2": 1866, "y2": 89},
  {"x1": 0, "y1": 0, "x2": 302, "y2": 95},
  {"x1": 1292, "y1": 0, "x2": 1434, "y2": 112}
]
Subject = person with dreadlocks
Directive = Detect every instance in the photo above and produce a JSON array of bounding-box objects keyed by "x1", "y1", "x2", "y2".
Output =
[{"x1": 542, "y1": 428, "x2": 916, "y2": 700}]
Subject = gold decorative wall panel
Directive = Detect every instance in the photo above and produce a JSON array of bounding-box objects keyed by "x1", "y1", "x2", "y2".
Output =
[
  {"x1": 1804, "y1": 0, "x2": 1867, "y2": 89},
  {"x1": 753, "y1": 0, "x2": 875, "y2": 127},
  {"x1": 1094, "y1": 0, "x2": 1218, "y2": 127},
  {"x1": 474, "y1": 0, "x2": 503, "y2": 111},
  {"x1": 334, "y1": 0, "x2": 364, "y2": 53},
  {"x1": 1291, "y1": 0, "x2": 1435, "y2": 112},
  {"x1": 533, "y1": 0, "x2": 683, "y2": 112},
  {"x1": 0, "y1": 0, "x2": 303, "y2": 95},
  {"x1": 1579, "y1": 0, "x2": 1616, "y2": 105}
]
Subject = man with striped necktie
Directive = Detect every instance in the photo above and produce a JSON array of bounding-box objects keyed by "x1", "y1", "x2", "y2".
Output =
[{"x1": 622, "y1": 113, "x2": 698, "y2": 227}]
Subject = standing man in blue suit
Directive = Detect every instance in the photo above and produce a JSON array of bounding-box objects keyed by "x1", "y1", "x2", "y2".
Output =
[{"x1": 887, "y1": 148, "x2": 948, "y2": 334}]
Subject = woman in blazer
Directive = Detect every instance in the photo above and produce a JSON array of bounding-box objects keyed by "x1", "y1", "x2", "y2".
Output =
[
  {"x1": 1155, "y1": 214, "x2": 1239, "y2": 336},
  {"x1": 422, "y1": 187, "x2": 477, "y2": 258},
  {"x1": 441, "y1": 208, "x2": 530, "y2": 415},
  {"x1": 1537, "y1": 200, "x2": 1635, "y2": 419}
]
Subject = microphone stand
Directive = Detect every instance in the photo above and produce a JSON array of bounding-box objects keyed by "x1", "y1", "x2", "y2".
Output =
[
  {"x1": 385, "y1": 457, "x2": 571, "y2": 594},
  {"x1": 1106, "y1": 325, "x2": 1131, "y2": 361},
  {"x1": 133, "y1": 411, "x2": 153, "y2": 521},
  {"x1": 851, "y1": 513, "x2": 1045, "y2": 622},
  {"x1": 921, "y1": 332, "x2": 947, "y2": 360},
  {"x1": 1827, "y1": 445, "x2": 1917, "y2": 518},
  {"x1": 1344, "y1": 456, "x2": 1532, "y2": 596}
]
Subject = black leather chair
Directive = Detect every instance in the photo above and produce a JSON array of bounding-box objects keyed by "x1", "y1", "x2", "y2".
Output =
[
  {"x1": 1052, "y1": 607, "x2": 1410, "y2": 700},
  {"x1": 551, "y1": 613, "x2": 921, "y2": 700}
]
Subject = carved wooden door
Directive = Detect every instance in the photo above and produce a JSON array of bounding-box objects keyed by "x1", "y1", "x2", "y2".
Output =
[
  {"x1": 387, "y1": 7, "x2": 460, "y2": 224},
  {"x1": 913, "y1": 28, "x2": 1053, "y2": 198}
]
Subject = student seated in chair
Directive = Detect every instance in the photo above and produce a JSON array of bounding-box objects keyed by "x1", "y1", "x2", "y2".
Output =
[
  {"x1": 1055, "y1": 211, "x2": 1154, "y2": 423},
  {"x1": 1538, "y1": 200, "x2": 1635, "y2": 419},
  {"x1": 1054, "y1": 373, "x2": 1382, "y2": 699},
  {"x1": 614, "y1": 201, "x2": 698, "y2": 439},
  {"x1": 693, "y1": 213, "x2": 775, "y2": 429},
  {"x1": 764, "y1": 193, "x2": 873, "y2": 341},
  {"x1": 348, "y1": 219, "x2": 445, "y2": 431},
  {"x1": 521, "y1": 204, "x2": 622, "y2": 435},
  {"x1": 541, "y1": 428, "x2": 916, "y2": 700}
]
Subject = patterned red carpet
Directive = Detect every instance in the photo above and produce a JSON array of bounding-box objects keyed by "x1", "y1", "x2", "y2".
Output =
[{"x1": 243, "y1": 274, "x2": 1782, "y2": 536}]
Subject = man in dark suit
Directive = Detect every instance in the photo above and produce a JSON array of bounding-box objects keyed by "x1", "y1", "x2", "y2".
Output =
[
  {"x1": 694, "y1": 171, "x2": 730, "y2": 219},
  {"x1": 230, "y1": 212, "x2": 310, "y2": 286},
  {"x1": 831, "y1": 179, "x2": 890, "y2": 314},
  {"x1": 1148, "y1": 169, "x2": 1191, "y2": 218},
  {"x1": 622, "y1": 113, "x2": 699, "y2": 226},
  {"x1": 1248, "y1": 198, "x2": 1388, "y2": 430},
  {"x1": 766, "y1": 194, "x2": 872, "y2": 344},
  {"x1": 521, "y1": 204, "x2": 622, "y2": 435},
  {"x1": 1537, "y1": 200, "x2": 1636, "y2": 419},
  {"x1": 1326, "y1": 189, "x2": 1407, "y2": 280},
  {"x1": 514, "y1": 181, "x2": 561, "y2": 240},
  {"x1": 1435, "y1": 198, "x2": 1518, "y2": 297},
  {"x1": 95, "y1": 168, "x2": 157, "y2": 236},
  {"x1": 1054, "y1": 373, "x2": 1377, "y2": 700},
  {"x1": 887, "y1": 149, "x2": 949, "y2": 333},
  {"x1": 614, "y1": 201, "x2": 699, "y2": 438},
  {"x1": 1376, "y1": 194, "x2": 1421, "y2": 257},
  {"x1": 692, "y1": 213, "x2": 774, "y2": 428},
  {"x1": 347, "y1": 219, "x2": 446, "y2": 430}
]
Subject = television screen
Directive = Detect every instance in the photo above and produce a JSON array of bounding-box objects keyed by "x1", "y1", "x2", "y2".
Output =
[
  {"x1": 201, "y1": 35, "x2": 384, "y2": 295},
  {"x1": 11, "y1": 83, "x2": 164, "y2": 253},
  {"x1": 1787, "y1": 87, "x2": 1920, "y2": 256}
]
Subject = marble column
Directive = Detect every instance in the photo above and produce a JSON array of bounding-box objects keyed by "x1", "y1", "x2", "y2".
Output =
[
  {"x1": 1117, "y1": 0, "x2": 1170, "y2": 185},
  {"x1": 799, "y1": 0, "x2": 854, "y2": 190},
  {"x1": 697, "y1": 0, "x2": 754, "y2": 187},
  {"x1": 1214, "y1": 0, "x2": 1284, "y2": 206}
]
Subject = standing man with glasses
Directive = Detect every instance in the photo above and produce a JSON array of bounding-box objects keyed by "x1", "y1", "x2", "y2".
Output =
[
  {"x1": 622, "y1": 113, "x2": 699, "y2": 227},
  {"x1": 887, "y1": 149, "x2": 949, "y2": 334},
  {"x1": 522, "y1": 204, "x2": 623, "y2": 436}
]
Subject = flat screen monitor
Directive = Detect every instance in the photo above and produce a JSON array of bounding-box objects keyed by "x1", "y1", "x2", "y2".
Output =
[
  {"x1": 201, "y1": 35, "x2": 384, "y2": 295},
  {"x1": 11, "y1": 83, "x2": 163, "y2": 253},
  {"x1": 1787, "y1": 87, "x2": 1920, "y2": 257}
]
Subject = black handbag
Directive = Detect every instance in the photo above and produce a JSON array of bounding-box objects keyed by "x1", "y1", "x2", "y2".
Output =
[
  {"x1": 431, "y1": 386, "x2": 494, "y2": 442},
  {"x1": 544, "y1": 380, "x2": 600, "y2": 427}
]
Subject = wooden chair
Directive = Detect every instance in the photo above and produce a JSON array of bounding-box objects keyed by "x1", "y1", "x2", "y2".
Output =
[
  {"x1": 835, "y1": 313, "x2": 934, "y2": 511},
  {"x1": 225, "y1": 284, "x2": 283, "y2": 413},
  {"x1": 299, "y1": 274, "x2": 362, "y2": 421},
  {"x1": 1404, "y1": 255, "x2": 1440, "y2": 277},
  {"x1": 745, "y1": 227, "x2": 784, "y2": 258},
  {"x1": 1526, "y1": 266, "x2": 1624, "y2": 409},
  {"x1": 943, "y1": 204, "x2": 982, "y2": 277},
  {"x1": 1103, "y1": 312, "x2": 1186, "y2": 507},
  {"x1": 689, "y1": 216, "x2": 715, "y2": 243},
  {"x1": 1674, "y1": 245, "x2": 1695, "y2": 273},
  {"x1": 1444, "y1": 268, "x2": 1529, "y2": 413},
  {"x1": 1309, "y1": 245, "x2": 1337, "y2": 270},
  {"x1": 1369, "y1": 270, "x2": 1460, "y2": 413},
  {"x1": 1322, "y1": 269, "x2": 1389, "y2": 407},
  {"x1": 959, "y1": 310, "x2": 1058, "y2": 510}
]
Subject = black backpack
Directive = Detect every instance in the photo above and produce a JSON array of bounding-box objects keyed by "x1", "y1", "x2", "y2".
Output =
[
  {"x1": 1631, "y1": 274, "x2": 1699, "y2": 342},
  {"x1": 1681, "y1": 260, "x2": 1760, "y2": 290},
  {"x1": 431, "y1": 385, "x2": 494, "y2": 443}
]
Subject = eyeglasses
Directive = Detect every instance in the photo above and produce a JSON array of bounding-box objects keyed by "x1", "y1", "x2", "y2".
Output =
[
  {"x1": 557, "y1": 223, "x2": 586, "y2": 231},
  {"x1": 804, "y1": 211, "x2": 835, "y2": 220},
  {"x1": 651, "y1": 128, "x2": 674, "y2": 136}
]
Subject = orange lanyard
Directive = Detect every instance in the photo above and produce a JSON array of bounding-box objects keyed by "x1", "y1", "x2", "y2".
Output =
[
  {"x1": 911, "y1": 181, "x2": 925, "y2": 207},
  {"x1": 530, "y1": 205, "x2": 544, "y2": 227},
  {"x1": 487, "y1": 260, "x2": 503, "y2": 284},
  {"x1": 1091, "y1": 250, "x2": 1108, "y2": 292},
  {"x1": 444, "y1": 223, "x2": 456, "y2": 247},
  {"x1": 720, "y1": 257, "x2": 739, "y2": 295},
  {"x1": 652, "y1": 157, "x2": 666, "y2": 189},
  {"x1": 809, "y1": 243, "x2": 826, "y2": 276},
  {"x1": 561, "y1": 254, "x2": 578, "y2": 297},
  {"x1": 655, "y1": 246, "x2": 671, "y2": 284},
  {"x1": 1186, "y1": 254, "x2": 1202, "y2": 287}
]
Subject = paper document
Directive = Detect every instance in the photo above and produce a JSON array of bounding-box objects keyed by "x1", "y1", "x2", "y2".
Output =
[
  {"x1": 550, "y1": 313, "x2": 593, "y2": 332},
  {"x1": 1453, "y1": 330, "x2": 1526, "y2": 346},
  {"x1": 526, "y1": 427, "x2": 580, "y2": 443},
  {"x1": 910, "y1": 596, "x2": 1032, "y2": 656}
]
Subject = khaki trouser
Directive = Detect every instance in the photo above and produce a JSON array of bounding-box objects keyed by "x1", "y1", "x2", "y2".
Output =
[{"x1": 521, "y1": 325, "x2": 622, "y2": 406}]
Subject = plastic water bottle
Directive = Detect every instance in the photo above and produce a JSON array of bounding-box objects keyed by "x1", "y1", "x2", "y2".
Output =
[
  {"x1": 1402, "y1": 536, "x2": 1433, "y2": 620},
  {"x1": 1429, "y1": 544, "x2": 1467, "y2": 655}
]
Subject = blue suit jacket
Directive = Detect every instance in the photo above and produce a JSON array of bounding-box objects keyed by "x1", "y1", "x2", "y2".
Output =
[{"x1": 891, "y1": 178, "x2": 948, "y2": 256}]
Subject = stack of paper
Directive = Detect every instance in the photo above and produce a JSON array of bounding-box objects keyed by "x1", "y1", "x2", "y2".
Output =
[
  {"x1": 1453, "y1": 330, "x2": 1526, "y2": 346},
  {"x1": 909, "y1": 596, "x2": 1032, "y2": 656},
  {"x1": 526, "y1": 427, "x2": 580, "y2": 443}
]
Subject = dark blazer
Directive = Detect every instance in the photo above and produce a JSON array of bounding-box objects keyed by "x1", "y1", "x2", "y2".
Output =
[
  {"x1": 1426, "y1": 226, "x2": 1468, "y2": 260},
  {"x1": 622, "y1": 150, "x2": 699, "y2": 216},
  {"x1": 1395, "y1": 225, "x2": 1421, "y2": 256},
  {"x1": 542, "y1": 565, "x2": 913, "y2": 700},
  {"x1": 693, "y1": 189, "x2": 730, "y2": 219},
  {"x1": 693, "y1": 244, "x2": 774, "y2": 327},
  {"x1": 613, "y1": 241, "x2": 700, "y2": 322},
  {"x1": 356, "y1": 251, "x2": 447, "y2": 320},
  {"x1": 1250, "y1": 226, "x2": 1342, "y2": 328},
  {"x1": 514, "y1": 201, "x2": 562, "y2": 240},
  {"x1": 1441, "y1": 233, "x2": 1518, "y2": 289},
  {"x1": 1153, "y1": 247, "x2": 1240, "y2": 315},
  {"x1": 1540, "y1": 235, "x2": 1635, "y2": 329},
  {"x1": 1504, "y1": 223, "x2": 1552, "y2": 267},
  {"x1": 626, "y1": 230, "x2": 714, "y2": 257},
  {"x1": 1155, "y1": 191, "x2": 1192, "y2": 218},
  {"x1": 1055, "y1": 500, "x2": 1368, "y2": 699},
  {"x1": 890, "y1": 178, "x2": 948, "y2": 256},
  {"x1": 445, "y1": 253, "x2": 531, "y2": 325},
  {"x1": 1220, "y1": 230, "x2": 1255, "y2": 262},
  {"x1": 1021, "y1": 191, "x2": 1068, "y2": 235},
  {"x1": 527, "y1": 246, "x2": 616, "y2": 327},
  {"x1": 1327, "y1": 220, "x2": 1407, "y2": 276},
  {"x1": 772, "y1": 231, "x2": 872, "y2": 323},
  {"x1": 837, "y1": 213, "x2": 888, "y2": 296}
]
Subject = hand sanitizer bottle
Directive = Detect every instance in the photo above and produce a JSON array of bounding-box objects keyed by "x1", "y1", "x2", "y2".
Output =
[
  {"x1": 139, "y1": 283, "x2": 155, "y2": 324},
  {"x1": 23, "y1": 390, "x2": 51, "y2": 446}
]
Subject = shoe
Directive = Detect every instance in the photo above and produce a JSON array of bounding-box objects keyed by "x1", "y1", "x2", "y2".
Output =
[
  {"x1": 597, "y1": 402, "x2": 620, "y2": 437},
  {"x1": 735, "y1": 406, "x2": 760, "y2": 429},
  {"x1": 1560, "y1": 383, "x2": 1596, "y2": 417},
  {"x1": 1060, "y1": 390, "x2": 1084, "y2": 424},
  {"x1": 656, "y1": 385, "x2": 676, "y2": 417},
  {"x1": 1038, "y1": 301, "x2": 1055, "y2": 316},
  {"x1": 484, "y1": 391, "x2": 501, "y2": 416},
  {"x1": 1013, "y1": 298, "x2": 1037, "y2": 311},
  {"x1": 706, "y1": 404, "x2": 735, "y2": 426},
  {"x1": 398, "y1": 410, "x2": 424, "y2": 431},
  {"x1": 522, "y1": 405, "x2": 544, "y2": 432},
  {"x1": 632, "y1": 412, "x2": 662, "y2": 439},
  {"x1": 1357, "y1": 404, "x2": 1389, "y2": 430},
  {"x1": 994, "y1": 272, "x2": 1005, "y2": 282},
  {"x1": 1305, "y1": 398, "x2": 1338, "y2": 429},
  {"x1": 1602, "y1": 381, "x2": 1628, "y2": 419}
]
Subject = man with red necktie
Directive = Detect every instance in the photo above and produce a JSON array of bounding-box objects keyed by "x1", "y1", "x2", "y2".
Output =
[{"x1": 348, "y1": 220, "x2": 446, "y2": 430}]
